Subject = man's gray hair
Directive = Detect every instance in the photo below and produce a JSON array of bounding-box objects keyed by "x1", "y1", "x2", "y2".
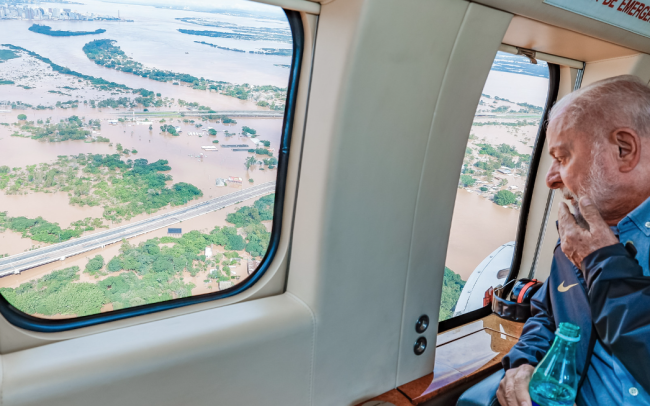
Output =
[{"x1": 549, "y1": 75, "x2": 650, "y2": 139}]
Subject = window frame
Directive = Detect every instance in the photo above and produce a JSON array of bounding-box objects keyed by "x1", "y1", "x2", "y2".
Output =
[
  {"x1": 438, "y1": 62, "x2": 561, "y2": 333},
  {"x1": 0, "y1": 9, "x2": 305, "y2": 333}
]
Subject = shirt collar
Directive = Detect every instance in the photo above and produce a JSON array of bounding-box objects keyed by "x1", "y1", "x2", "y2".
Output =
[{"x1": 618, "y1": 195, "x2": 650, "y2": 237}]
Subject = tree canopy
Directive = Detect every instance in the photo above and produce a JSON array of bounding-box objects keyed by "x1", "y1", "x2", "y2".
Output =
[{"x1": 494, "y1": 189, "x2": 517, "y2": 206}]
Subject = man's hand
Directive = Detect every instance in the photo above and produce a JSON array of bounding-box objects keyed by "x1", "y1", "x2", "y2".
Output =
[
  {"x1": 558, "y1": 197, "x2": 618, "y2": 269},
  {"x1": 496, "y1": 364, "x2": 534, "y2": 406}
]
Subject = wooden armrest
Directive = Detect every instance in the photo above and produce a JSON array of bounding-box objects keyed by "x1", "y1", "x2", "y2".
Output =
[{"x1": 357, "y1": 315, "x2": 523, "y2": 406}]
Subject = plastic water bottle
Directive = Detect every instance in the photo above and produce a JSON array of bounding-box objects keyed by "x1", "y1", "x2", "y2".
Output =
[{"x1": 528, "y1": 322, "x2": 580, "y2": 406}]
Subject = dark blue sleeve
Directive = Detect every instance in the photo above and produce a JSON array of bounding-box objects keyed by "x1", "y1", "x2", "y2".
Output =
[
  {"x1": 502, "y1": 278, "x2": 556, "y2": 370},
  {"x1": 583, "y1": 243, "x2": 650, "y2": 391}
]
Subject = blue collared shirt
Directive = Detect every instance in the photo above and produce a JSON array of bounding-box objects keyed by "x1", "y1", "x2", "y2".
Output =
[{"x1": 578, "y1": 196, "x2": 650, "y2": 406}]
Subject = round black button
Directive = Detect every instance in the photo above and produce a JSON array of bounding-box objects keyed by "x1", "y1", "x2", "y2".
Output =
[
  {"x1": 415, "y1": 315, "x2": 429, "y2": 334},
  {"x1": 414, "y1": 337, "x2": 427, "y2": 356}
]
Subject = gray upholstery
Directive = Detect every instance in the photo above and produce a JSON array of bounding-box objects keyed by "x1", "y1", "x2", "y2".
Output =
[{"x1": 456, "y1": 369, "x2": 504, "y2": 406}]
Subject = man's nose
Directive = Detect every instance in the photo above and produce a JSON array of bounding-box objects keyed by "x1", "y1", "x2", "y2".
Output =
[{"x1": 546, "y1": 162, "x2": 563, "y2": 189}]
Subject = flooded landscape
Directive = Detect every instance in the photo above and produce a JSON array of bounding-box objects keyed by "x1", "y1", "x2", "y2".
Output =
[
  {"x1": 439, "y1": 58, "x2": 550, "y2": 320},
  {"x1": 0, "y1": 0, "x2": 290, "y2": 318},
  {"x1": 0, "y1": 0, "x2": 550, "y2": 322}
]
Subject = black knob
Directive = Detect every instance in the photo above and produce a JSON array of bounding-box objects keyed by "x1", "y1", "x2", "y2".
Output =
[
  {"x1": 414, "y1": 337, "x2": 427, "y2": 355},
  {"x1": 415, "y1": 315, "x2": 429, "y2": 334}
]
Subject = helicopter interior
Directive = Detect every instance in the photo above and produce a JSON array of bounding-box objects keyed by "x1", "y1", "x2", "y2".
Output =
[{"x1": 0, "y1": 0, "x2": 648, "y2": 405}]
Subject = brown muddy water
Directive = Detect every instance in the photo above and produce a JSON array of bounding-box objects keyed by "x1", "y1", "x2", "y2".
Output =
[
  {"x1": 0, "y1": 104, "x2": 282, "y2": 256},
  {"x1": 445, "y1": 189, "x2": 520, "y2": 280}
]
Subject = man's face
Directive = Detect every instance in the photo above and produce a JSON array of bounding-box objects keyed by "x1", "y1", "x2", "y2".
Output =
[{"x1": 545, "y1": 123, "x2": 613, "y2": 214}]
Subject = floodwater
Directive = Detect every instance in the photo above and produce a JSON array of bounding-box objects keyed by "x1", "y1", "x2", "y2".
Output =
[
  {"x1": 0, "y1": 107, "x2": 282, "y2": 256},
  {"x1": 481, "y1": 71, "x2": 549, "y2": 106},
  {"x1": 445, "y1": 189, "x2": 520, "y2": 280},
  {"x1": 0, "y1": 0, "x2": 292, "y2": 88},
  {"x1": 444, "y1": 68, "x2": 550, "y2": 281}
]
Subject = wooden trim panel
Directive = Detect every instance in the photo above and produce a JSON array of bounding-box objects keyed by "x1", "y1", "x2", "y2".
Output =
[{"x1": 357, "y1": 315, "x2": 524, "y2": 406}]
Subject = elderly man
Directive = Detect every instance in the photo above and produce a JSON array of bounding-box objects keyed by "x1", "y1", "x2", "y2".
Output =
[{"x1": 496, "y1": 75, "x2": 650, "y2": 406}]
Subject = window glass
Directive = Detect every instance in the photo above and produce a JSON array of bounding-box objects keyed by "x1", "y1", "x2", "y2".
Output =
[
  {"x1": 439, "y1": 52, "x2": 549, "y2": 322},
  {"x1": 0, "y1": 0, "x2": 292, "y2": 319}
]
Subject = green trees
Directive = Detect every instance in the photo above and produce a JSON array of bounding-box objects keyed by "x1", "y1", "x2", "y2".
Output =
[
  {"x1": 0, "y1": 49, "x2": 18, "y2": 62},
  {"x1": 107, "y1": 257, "x2": 123, "y2": 273},
  {"x1": 226, "y1": 196, "x2": 274, "y2": 228},
  {"x1": 0, "y1": 266, "x2": 106, "y2": 317},
  {"x1": 29, "y1": 24, "x2": 106, "y2": 36},
  {"x1": 245, "y1": 156, "x2": 256, "y2": 170},
  {"x1": 0, "y1": 212, "x2": 86, "y2": 243},
  {"x1": 208, "y1": 129, "x2": 217, "y2": 135},
  {"x1": 242, "y1": 126, "x2": 256, "y2": 136},
  {"x1": 85, "y1": 255, "x2": 105, "y2": 275},
  {"x1": 17, "y1": 114, "x2": 27, "y2": 121},
  {"x1": 262, "y1": 157, "x2": 278, "y2": 169},
  {"x1": 225, "y1": 195, "x2": 274, "y2": 257},
  {"x1": 494, "y1": 190, "x2": 517, "y2": 206},
  {"x1": 0, "y1": 195, "x2": 278, "y2": 317},
  {"x1": 160, "y1": 124, "x2": 178, "y2": 136},
  {"x1": 459, "y1": 174, "x2": 476, "y2": 187},
  {"x1": 439, "y1": 267, "x2": 466, "y2": 321},
  {"x1": 3, "y1": 154, "x2": 203, "y2": 223}
]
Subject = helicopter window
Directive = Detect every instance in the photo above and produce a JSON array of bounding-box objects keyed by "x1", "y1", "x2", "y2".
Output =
[
  {"x1": 0, "y1": 0, "x2": 301, "y2": 331},
  {"x1": 438, "y1": 51, "x2": 550, "y2": 323}
]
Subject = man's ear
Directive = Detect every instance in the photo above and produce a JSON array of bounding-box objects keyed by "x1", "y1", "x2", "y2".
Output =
[{"x1": 611, "y1": 128, "x2": 641, "y2": 173}]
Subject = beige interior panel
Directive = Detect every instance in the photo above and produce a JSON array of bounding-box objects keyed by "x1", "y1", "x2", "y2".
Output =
[
  {"x1": 556, "y1": 66, "x2": 579, "y2": 100},
  {"x1": 1, "y1": 294, "x2": 313, "y2": 406},
  {"x1": 581, "y1": 54, "x2": 650, "y2": 85},
  {"x1": 396, "y1": 3, "x2": 513, "y2": 385},
  {"x1": 475, "y1": 0, "x2": 650, "y2": 55},
  {"x1": 503, "y1": 16, "x2": 636, "y2": 62},
  {"x1": 285, "y1": 0, "x2": 515, "y2": 402}
]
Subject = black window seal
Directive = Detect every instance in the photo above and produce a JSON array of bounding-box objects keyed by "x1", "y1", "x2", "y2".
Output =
[
  {"x1": 438, "y1": 62, "x2": 560, "y2": 333},
  {"x1": 0, "y1": 9, "x2": 305, "y2": 333}
]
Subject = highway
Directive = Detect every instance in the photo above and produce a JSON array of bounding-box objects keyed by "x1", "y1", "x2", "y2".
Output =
[
  {"x1": 0, "y1": 182, "x2": 277, "y2": 277},
  {"x1": 115, "y1": 110, "x2": 284, "y2": 118}
]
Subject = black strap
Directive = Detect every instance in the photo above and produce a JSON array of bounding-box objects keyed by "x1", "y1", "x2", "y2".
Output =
[{"x1": 577, "y1": 323, "x2": 599, "y2": 391}]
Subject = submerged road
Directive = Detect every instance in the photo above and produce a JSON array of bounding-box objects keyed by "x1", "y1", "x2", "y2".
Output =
[{"x1": 0, "y1": 182, "x2": 276, "y2": 277}]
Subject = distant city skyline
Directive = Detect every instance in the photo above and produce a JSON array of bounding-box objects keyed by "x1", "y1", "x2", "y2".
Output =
[{"x1": 0, "y1": 4, "x2": 122, "y2": 20}]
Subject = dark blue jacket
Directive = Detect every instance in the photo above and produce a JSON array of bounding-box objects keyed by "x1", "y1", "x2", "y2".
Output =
[{"x1": 502, "y1": 241, "x2": 650, "y2": 392}]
